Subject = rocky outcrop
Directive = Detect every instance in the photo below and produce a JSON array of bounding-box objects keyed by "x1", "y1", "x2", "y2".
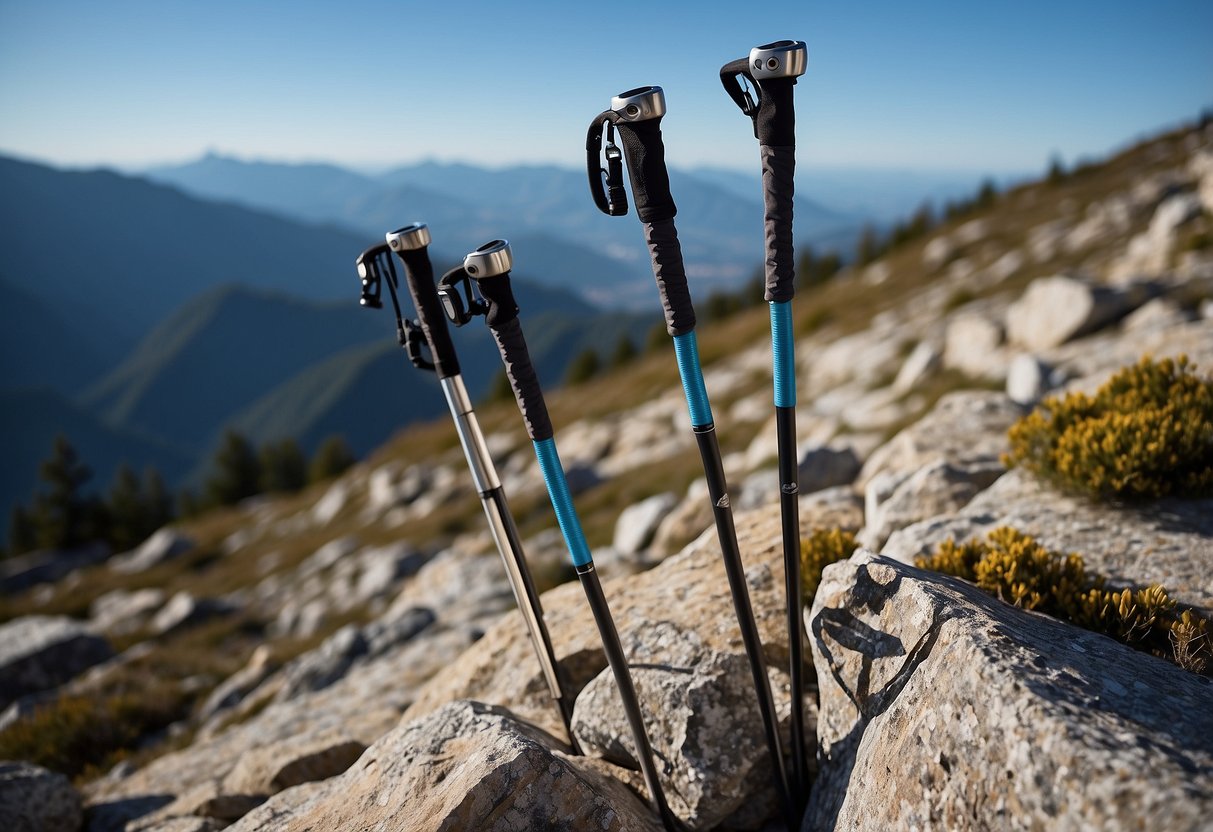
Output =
[
  {"x1": 882, "y1": 467, "x2": 1213, "y2": 616},
  {"x1": 148, "y1": 593, "x2": 234, "y2": 637},
  {"x1": 110, "y1": 530, "x2": 194, "y2": 574},
  {"x1": 613, "y1": 492, "x2": 679, "y2": 556},
  {"x1": 0, "y1": 542, "x2": 109, "y2": 593},
  {"x1": 403, "y1": 505, "x2": 825, "y2": 828},
  {"x1": 856, "y1": 391, "x2": 1021, "y2": 549},
  {"x1": 807, "y1": 551, "x2": 1213, "y2": 831},
  {"x1": 0, "y1": 761, "x2": 83, "y2": 832},
  {"x1": 225, "y1": 700, "x2": 663, "y2": 832},
  {"x1": 222, "y1": 731, "x2": 366, "y2": 795},
  {"x1": 0, "y1": 616, "x2": 113, "y2": 707}
]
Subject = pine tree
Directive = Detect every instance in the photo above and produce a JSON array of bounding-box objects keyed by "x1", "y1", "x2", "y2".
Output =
[
  {"x1": 31, "y1": 435, "x2": 99, "y2": 550},
  {"x1": 7, "y1": 505, "x2": 37, "y2": 556},
  {"x1": 564, "y1": 349, "x2": 601, "y2": 385},
  {"x1": 259, "y1": 439, "x2": 308, "y2": 494},
  {"x1": 609, "y1": 335, "x2": 637, "y2": 368},
  {"x1": 205, "y1": 431, "x2": 262, "y2": 507},
  {"x1": 855, "y1": 223, "x2": 882, "y2": 267},
  {"x1": 106, "y1": 464, "x2": 146, "y2": 553},
  {"x1": 308, "y1": 436, "x2": 355, "y2": 484},
  {"x1": 143, "y1": 468, "x2": 174, "y2": 531}
]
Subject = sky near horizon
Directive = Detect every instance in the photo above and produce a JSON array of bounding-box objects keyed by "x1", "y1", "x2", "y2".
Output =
[{"x1": 0, "y1": 1, "x2": 1210, "y2": 176}]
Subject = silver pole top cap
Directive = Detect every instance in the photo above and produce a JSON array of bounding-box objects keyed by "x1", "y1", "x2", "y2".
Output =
[
  {"x1": 464, "y1": 239, "x2": 513, "y2": 278},
  {"x1": 385, "y1": 223, "x2": 431, "y2": 251},
  {"x1": 749, "y1": 40, "x2": 807, "y2": 80},
  {"x1": 610, "y1": 86, "x2": 666, "y2": 122}
]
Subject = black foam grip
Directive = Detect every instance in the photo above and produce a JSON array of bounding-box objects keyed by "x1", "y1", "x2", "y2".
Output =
[
  {"x1": 489, "y1": 316, "x2": 553, "y2": 442},
  {"x1": 475, "y1": 273, "x2": 520, "y2": 328},
  {"x1": 761, "y1": 144, "x2": 796, "y2": 303},
  {"x1": 755, "y1": 76, "x2": 796, "y2": 147},
  {"x1": 397, "y1": 248, "x2": 460, "y2": 379},
  {"x1": 613, "y1": 118, "x2": 677, "y2": 224},
  {"x1": 643, "y1": 218, "x2": 696, "y2": 335}
]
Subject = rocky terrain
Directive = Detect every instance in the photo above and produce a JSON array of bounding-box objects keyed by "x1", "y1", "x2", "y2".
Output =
[{"x1": 2, "y1": 121, "x2": 1212, "y2": 831}]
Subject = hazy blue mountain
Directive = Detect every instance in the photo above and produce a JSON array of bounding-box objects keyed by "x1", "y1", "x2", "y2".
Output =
[
  {"x1": 147, "y1": 154, "x2": 862, "y2": 301},
  {"x1": 0, "y1": 275, "x2": 122, "y2": 394},
  {"x1": 0, "y1": 388, "x2": 198, "y2": 535},
  {"x1": 0, "y1": 155, "x2": 378, "y2": 345}
]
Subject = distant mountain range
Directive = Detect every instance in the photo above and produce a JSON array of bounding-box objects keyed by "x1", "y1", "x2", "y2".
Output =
[
  {"x1": 146, "y1": 154, "x2": 866, "y2": 304},
  {"x1": 0, "y1": 155, "x2": 656, "y2": 533}
]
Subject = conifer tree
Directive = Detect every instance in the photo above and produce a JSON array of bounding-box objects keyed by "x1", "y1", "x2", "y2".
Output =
[
  {"x1": 308, "y1": 436, "x2": 355, "y2": 484},
  {"x1": 259, "y1": 439, "x2": 308, "y2": 494},
  {"x1": 205, "y1": 430, "x2": 261, "y2": 507},
  {"x1": 31, "y1": 435, "x2": 100, "y2": 550}
]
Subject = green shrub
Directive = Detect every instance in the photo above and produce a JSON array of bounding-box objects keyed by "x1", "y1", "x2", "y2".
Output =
[
  {"x1": 1004, "y1": 355, "x2": 1213, "y2": 499},
  {"x1": 801, "y1": 528, "x2": 860, "y2": 601},
  {"x1": 0, "y1": 680, "x2": 189, "y2": 779},
  {"x1": 917, "y1": 527, "x2": 1209, "y2": 674}
]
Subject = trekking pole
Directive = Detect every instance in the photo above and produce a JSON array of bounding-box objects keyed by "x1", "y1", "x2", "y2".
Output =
[
  {"x1": 439, "y1": 239, "x2": 680, "y2": 832},
  {"x1": 586, "y1": 87, "x2": 797, "y2": 829},
  {"x1": 356, "y1": 227, "x2": 579, "y2": 750},
  {"x1": 720, "y1": 40, "x2": 809, "y2": 810}
]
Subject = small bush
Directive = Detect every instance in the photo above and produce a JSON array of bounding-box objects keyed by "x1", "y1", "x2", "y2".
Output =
[
  {"x1": 801, "y1": 528, "x2": 860, "y2": 601},
  {"x1": 1004, "y1": 355, "x2": 1213, "y2": 500},
  {"x1": 0, "y1": 680, "x2": 189, "y2": 779},
  {"x1": 917, "y1": 527, "x2": 1209, "y2": 674}
]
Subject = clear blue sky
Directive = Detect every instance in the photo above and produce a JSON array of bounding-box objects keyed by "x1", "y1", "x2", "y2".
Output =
[{"x1": 1, "y1": 0, "x2": 1209, "y2": 175}]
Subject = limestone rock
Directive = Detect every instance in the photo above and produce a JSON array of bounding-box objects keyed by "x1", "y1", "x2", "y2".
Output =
[
  {"x1": 857, "y1": 391, "x2": 1020, "y2": 492},
  {"x1": 891, "y1": 340, "x2": 941, "y2": 393},
  {"x1": 613, "y1": 492, "x2": 679, "y2": 555},
  {"x1": 807, "y1": 551, "x2": 1213, "y2": 831},
  {"x1": 225, "y1": 701, "x2": 663, "y2": 832},
  {"x1": 0, "y1": 761, "x2": 82, "y2": 832},
  {"x1": 110, "y1": 529, "x2": 194, "y2": 574},
  {"x1": 1005, "y1": 274, "x2": 1131, "y2": 349},
  {"x1": 0, "y1": 541, "x2": 109, "y2": 593},
  {"x1": 405, "y1": 506, "x2": 809, "y2": 828},
  {"x1": 882, "y1": 467, "x2": 1213, "y2": 616},
  {"x1": 90, "y1": 588, "x2": 167, "y2": 636},
  {"x1": 943, "y1": 313, "x2": 1004, "y2": 378},
  {"x1": 860, "y1": 460, "x2": 998, "y2": 551},
  {"x1": 0, "y1": 616, "x2": 113, "y2": 707},
  {"x1": 223, "y1": 732, "x2": 367, "y2": 795},
  {"x1": 148, "y1": 592, "x2": 234, "y2": 637},
  {"x1": 572, "y1": 620, "x2": 803, "y2": 829},
  {"x1": 797, "y1": 444, "x2": 861, "y2": 495},
  {"x1": 1005, "y1": 354, "x2": 1054, "y2": 405},
  {"x1": 311, "y1": 480, "x2": 349, "y2": 525},
  {"x1": 195, "y1": 646, "x2": 276, "y2": 724}
]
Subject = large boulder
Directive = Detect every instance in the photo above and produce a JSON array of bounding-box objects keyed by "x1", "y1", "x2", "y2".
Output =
[
  {"x1": 0, "y1": 761, "x2": 83, "y2": 832},
  {"x1": 0, "y1": 616, "x2": 113, "y2": 707},
  {"x1": 571, "y1": 620, "x2": 800, "y2": 829},
  {"x1": 807, "y1": 551, "x2": 1213, "y2": 831},
  {"x1": 225, "y1": 700, "x2": 663, "y2": 832},
  {"x1": 1005, "y1": 274, "x2": 1131, "y2": 349},
  {"x1": 222, "y1": 731, "x2": 366, "y2": 795},
  {"x1": 404, "y1": 506, "x2": 816, "y2": 828}
]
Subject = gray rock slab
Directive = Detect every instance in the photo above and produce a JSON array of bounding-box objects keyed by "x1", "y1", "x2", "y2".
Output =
[
  {"x1": 806, "y1": 551, "x2": 1213, "y2": 831},
  {"x1": 0, "y1": 616, "x2": 113, "y2": 707},
  {"x1": 0, "y1": 761, "x2": 83, "y2": 832}
]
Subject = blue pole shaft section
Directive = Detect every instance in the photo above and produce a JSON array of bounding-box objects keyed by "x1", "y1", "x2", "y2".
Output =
[
  {"x1": 770, "y1": 300, "x2": 796, "y2": 408},
  {"x1": 672, "y1": 331, "x2": 713, "y2": 428},
  {"x1": 533, "y1": 438, "x2": 593, "y2": 568}
]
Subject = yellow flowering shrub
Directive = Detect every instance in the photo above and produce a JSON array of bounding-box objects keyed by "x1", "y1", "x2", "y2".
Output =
[
  {"x1": 917, "y1": 527, "x2": 1209, "y2": 674},
  {"x1": 1004, "y1": 355, "x2": 1213, "y2": 499},
  {"x1": 801, "y1": 528, "x2": 859, "y2": 601}
]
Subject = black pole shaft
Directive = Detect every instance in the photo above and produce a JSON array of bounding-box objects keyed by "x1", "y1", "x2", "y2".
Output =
[
  {"x1": 694, "y1": 425, "x2": 797, "y2": 829},
  {"x1": 576, "y1": 563, "x2": 680, "y2": 832},
  {"x1": 776, "y1": 406, "x2": 805, "y2": 806}
]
